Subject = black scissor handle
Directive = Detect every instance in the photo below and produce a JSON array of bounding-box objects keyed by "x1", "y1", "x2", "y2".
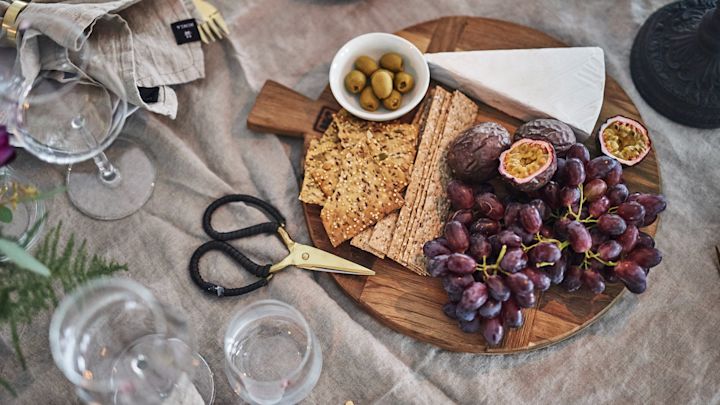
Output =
[
  {"x1": 203, "y1": 194, "x2": 286, "y2": 241},
  {"x1": 189, "y1": 240, "x2": 273, "y2": 297}
]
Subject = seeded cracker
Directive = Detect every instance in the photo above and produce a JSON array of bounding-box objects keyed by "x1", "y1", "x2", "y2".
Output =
[
  {"x1": 387, "y1": 87, "x2": 451, "y2": 264},
  {"x1": 403, "y1": 91, "x2": 479, "y2": 274},
  {"x1": 321, "y1": 139, "x2": 405, "y2": 247},
  {"x1": 306, "y1": 121, "x2": 343, "y2": 198},
  {"x1": 299, "y1": 172, "x2": 328, "y2": 206}
]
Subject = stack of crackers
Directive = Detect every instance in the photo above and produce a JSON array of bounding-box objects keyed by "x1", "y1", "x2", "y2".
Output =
[
  {"x1": 299, "y1": 110, "x2": 419, "y2": 247},
  {"x1": 352, "y1": 87, "x2": 479, "y2": 275}
]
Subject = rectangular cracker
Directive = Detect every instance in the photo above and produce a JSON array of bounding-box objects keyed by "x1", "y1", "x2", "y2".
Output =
[
  {"x1": 366, "y1": 211, "x2": 399, "y2": 256},
  {"x1": 387, "y1": 87, "x2": 452, "y2": 264},
  {"x1": 402, "y1": 91, "x2": 479, "y2": 274},
  {"x1": 320, "y1": 139, "x2": 405, "y2": 247}
]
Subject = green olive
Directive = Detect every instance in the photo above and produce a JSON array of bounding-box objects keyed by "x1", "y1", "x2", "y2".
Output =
[
  {"x1": 354, "y1": 56, "x2": 379, "y2": 77},
  {"x1": 359, "y1": 87, "x2": 380, "y2": 111},
  {"x1": 382, "y1": 90, "x2": 402, "y2": 110},
  {"x1": 394, "y1": 71, "x2": 415, "y2": 94},
  {"x1": 379, "y1": 53, "x2": 404, "y2": 73},
  {"x1": 344, "y1": 70, "x2": 367, "y2": 94},
  {"x1": 376, "y1": 68, "x2": 394, "y2": 80},
  {"x1": 370, "y1": 70, "x2": 393, "y2": 99}
]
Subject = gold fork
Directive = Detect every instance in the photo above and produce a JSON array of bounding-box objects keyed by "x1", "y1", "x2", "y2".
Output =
[{"x1": 191, "y1": 0, "x2": 229, "y2": 43}]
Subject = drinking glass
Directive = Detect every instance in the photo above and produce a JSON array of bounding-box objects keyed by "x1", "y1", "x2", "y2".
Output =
[
  {"x1": 49, "y1": 277, "x2": 215, "y2": 404},
  {"x1": 224, "y1": 300, "x2": 322, "y2": 405},
  {"x1": 0, "y1": 14, "x2": 156, "y2": 220},
  {"x1": 0, "y1": 166, "x2": 45, "y2": 251}
]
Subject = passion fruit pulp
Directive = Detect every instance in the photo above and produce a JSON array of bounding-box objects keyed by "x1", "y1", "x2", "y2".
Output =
[
  {"x1": 498, "y1": 139, "x2": 557, "y2": 192},
  {"x1": 599, "y1": 116, "x2": 651, "y2": 166}
]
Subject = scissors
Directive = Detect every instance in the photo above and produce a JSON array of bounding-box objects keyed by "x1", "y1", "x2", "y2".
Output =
[{"x1": 189, "y1": 194, "x2": 374, "y2": 297}]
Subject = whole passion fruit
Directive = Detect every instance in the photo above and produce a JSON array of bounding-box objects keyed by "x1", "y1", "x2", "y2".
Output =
[
  {"x1": 447, "y1": 122, "x2": 512, "y2": 182},
  {"x1": 514, "y1": 119, "x2": 576, "y2": 156},
  {"x1": 499, "y1": 139, "x2": 557, "y2": 192},
  {"x1": 598, "y1": 116, "x2": 651, "y2": 166}
]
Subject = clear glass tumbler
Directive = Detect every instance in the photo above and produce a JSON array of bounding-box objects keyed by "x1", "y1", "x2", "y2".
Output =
[
  {"x1": 49, "y1": 278, "x2": 215, "y2": 404},
  {"x1": 224, "y1": 300, "x2": 322, "y2": 405}
]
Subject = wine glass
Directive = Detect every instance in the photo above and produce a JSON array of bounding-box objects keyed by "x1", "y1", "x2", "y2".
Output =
[
  {"x1": 49, "y1": 277, "x2": 215, "y2": 404},
  {"x1": 224, "y1": 300, "x2": 322, "y2": 405},
  {"x1": 0, "y1": 13, "x2": 156, "y2": 220}
]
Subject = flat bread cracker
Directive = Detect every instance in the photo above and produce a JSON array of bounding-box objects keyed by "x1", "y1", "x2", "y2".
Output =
[
  {"x1": 321, "y1": 139, "x2": 405, "y2": 247},
  {"x1": 366, "y1": 211, "x2": 399, "y2": 256},
  {"x1": 403, "y1": 91, "x2": 479, "y2": 274},
  {"x1": 304, "y1": 122, "x2": 343, "y2": 198},
  {"x1": 388, "y1": 87, "x2": 451, "y2": 264},
  {"x1": 299, "y1": 172, "x2": 327, "y2": 206}
]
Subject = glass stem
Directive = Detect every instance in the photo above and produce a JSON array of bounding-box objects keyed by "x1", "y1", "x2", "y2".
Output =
[{"x1": 93, "y1": 152, "x2": 122, "y2": 186}]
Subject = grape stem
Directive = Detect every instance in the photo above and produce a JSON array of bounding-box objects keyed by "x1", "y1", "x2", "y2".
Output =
[
  {"x1": 475, "y1": 245, "x2": 508, "y2": 276},
  {"x1": 583, "y1": 250, "x2": 618, "y2": 269}
]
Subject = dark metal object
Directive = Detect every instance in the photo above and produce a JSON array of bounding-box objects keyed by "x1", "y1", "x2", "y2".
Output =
[{"x1": 631, "y1": 0, "x2": 720, "y2": 128}]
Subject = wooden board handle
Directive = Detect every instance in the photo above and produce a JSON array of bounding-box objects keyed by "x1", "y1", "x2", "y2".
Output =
[{"x1": 248, "y1": 80, "x2": 321, "y2": 138}]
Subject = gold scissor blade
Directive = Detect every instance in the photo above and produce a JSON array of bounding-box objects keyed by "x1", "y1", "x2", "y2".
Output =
[{"x1": 290, "y1": 243, "x2": 375, "y2": 276}]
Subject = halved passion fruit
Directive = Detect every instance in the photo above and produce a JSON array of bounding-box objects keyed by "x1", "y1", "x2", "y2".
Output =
[
  {"x1": 498, "y1": 139, "x2": 557, "y2": 192},
  {"x1": 598, "y1": 116, "x2": 651, "y2": 166}
]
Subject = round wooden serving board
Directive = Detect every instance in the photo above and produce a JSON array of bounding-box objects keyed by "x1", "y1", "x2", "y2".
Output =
[{"x1": 248, "y1": 17, "x2": 661, "y2": 353}]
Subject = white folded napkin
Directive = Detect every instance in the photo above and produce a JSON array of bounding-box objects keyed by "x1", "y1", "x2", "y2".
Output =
[{"x1": 1, "y1": 0, "x2": 205, "y2": 119}]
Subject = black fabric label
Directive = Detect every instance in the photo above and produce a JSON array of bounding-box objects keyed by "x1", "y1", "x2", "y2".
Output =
[
  {"x1": 171, "y1": 19, "x2": 201, "y2": 45},
  {"x1": 138, "y1": 87, "x2": 160, "y2": 104}
]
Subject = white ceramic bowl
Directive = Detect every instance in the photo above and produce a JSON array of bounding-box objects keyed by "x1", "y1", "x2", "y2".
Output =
[{"x1": 329, "y1": 33, "x2": 430, "y2": 122}]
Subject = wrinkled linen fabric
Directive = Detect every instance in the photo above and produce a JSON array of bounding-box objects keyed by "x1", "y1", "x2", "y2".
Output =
[
  {"x1": 2, "y1": 0, "x2": 719, "y2": 403},
  {"x1": 0, "y1": 0, "x2": 204, "y2": 118}
]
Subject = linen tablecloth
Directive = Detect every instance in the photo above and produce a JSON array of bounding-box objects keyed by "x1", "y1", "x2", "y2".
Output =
[{"x1": 2, "y1": 0, "x2": 719, "y2": 403}]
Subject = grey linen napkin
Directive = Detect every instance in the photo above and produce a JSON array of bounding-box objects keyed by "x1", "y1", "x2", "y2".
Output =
[{"x1": 1, "y1": 0, "x2": 204, "y2": 119}]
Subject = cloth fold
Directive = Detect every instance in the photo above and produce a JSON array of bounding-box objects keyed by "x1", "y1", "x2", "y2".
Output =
[{"x1": 1, "y1": 0, "x2": 205, "y2": 118}]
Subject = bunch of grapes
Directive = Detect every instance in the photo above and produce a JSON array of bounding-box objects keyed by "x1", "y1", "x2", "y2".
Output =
[{"x1": 423, "y1": 142, "x2": 666, "y2": 346}]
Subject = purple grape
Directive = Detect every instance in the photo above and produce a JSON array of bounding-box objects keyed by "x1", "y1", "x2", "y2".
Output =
[
  {"x1": 508, "y1": 224, "x2": 535, "y2": 244},
  {"x1": 562, "y1": 265, "x2": 583, "y2": 292},
  {"x1": 514, "y1": 290, "x2": 537, "y2": 308},
  {"x1": 553, "y1": 217, "x2": 571, "y2": 239},
  {"x1": 529, "y1": 199, "x2": 550, "y2": 221},
  {"x1": 597, "y1": 240, "x2": 622, "y2": 261},
  {"x1": 597, "y1": 214, "x2": 627, "y2": 236},
  {"x1": 471, "y1": 183, "x2": 495, "y2": 196},
  {"x1": 615, "y1": 260, "x2": 647, "y2": 293},
  {"x1": 458, "y1": 282, "x2": 488, "y2": 311},
  {"x1": 444, "y1": 221, "x2": 470, "y2": 252},
  {"x1": 488, "y1": 234, "x2": 502, "y2": 257},
  {"x1": 560, "y1": 186, "x2": 581, "y2": 207},
  {"x1": 636, "y1": 232, "x2": 655, "y2": 249},
  {"x1": 590, "y1": 227, "x2": 609, "y2": 249},
  {"x1": 423, "y1": 239, "x2": 451, "y2": 259},
  {"x1": 586, "y1": 156, "x2": 619, "y2": 180},
  {"x1": 481, "y1": 317, "x2": 504, "y2": 346},
  {"x1": 442, "y1": 302, "x2": 458, "y2": 319},
  {"x1": 641, "y1": 214, "x2": 658, "y2": 227},
  {"x1": 447, "y1": 253, "x2": 477, "y2": 275},
  {"x1": 607, "y1": 184, "x2": 629, "y2": 206},
  {"x1": 539, "y1": 225, "x2": 553, "y2": 238},
  {"x1": 617, "y1": 201, "x2": 646, "y2": 224},
  {"x1": 502, "y1": 298, "x2": 524, "y2": 328},
  {"x1": 545, "y1": 256, "x2": 567, "y2": 284},
  {"x1": 554, "y1": 158, "x2": 567, "y2": 183},
  {"x1": 450, "y1": 209, "x2": 474, "y2": 226},
  {"x1": 528, "y1": 242, "x2": 562, "y2": 264},
  {"x1": 604, "y1": 163, "x2": 623, "y2": 186},
  {"x1": 475, "y1": 193, "x2": 505, "y2": 221},
  {"x1": 478, "y1": 298, "x2": 502, "y2": 319},
  {"x1": 582, "y1": 270, "x2": 606, "y2": 294},
  {"x1": 459, "y1": 317, "x2": 481, "y2": 333},
  {"x1": 468, "y1": 234, "x2": 492, "y2": 261},
  {"x1": 500, "y1": 247, "x2": 528, "y2": 273},
  {"x1": 426, "y1": 254, "x2": 450, "y2": 277},
  {"x1": 600, "y1": 266, "x2": 619, "y2": 283},
  {"x1": 469, "y1": 218, "x2": 500, "y2": 236},
  {"x1": 505, "y1": 272, "x2": 534, "y2": 294},
  {"x1": 519, "y1": 205, "x2": 542, "y2": 234},
  {"x1": 588, "y1": 196, "x2": 611, "y2": 218},
  {"x1": 504, "y1": 202, "x2": 522, "y2": 226},
  {"x1": 522, "y1": 267, "x2": 551, "y2": 291},
  {"x1": 626, "y1": 247, "x2": 662, "y2": 268},
  {"x1": 542, "y1": 181, "x2": 561, "y2": 209},
  {"x1": 565, "y1": 158, "x2": 586, "y2": 187},
  {"x1": 455, "y1": 306, "x2": 478, "y2": 322},
  {"x1": 567, "y1": 220, "x2": 592, "y2": 253},
  {"x1": 566, "y1": 143, "x2": 590, "y2": 164},
  {"x1": 497, "y1": 230, "x2": 522, "y2": 248},
  {"x1": 442, "y1": 274, "x2": 474, "y2": 302},
  {"x1": 486, "y1": 275, "x2": 511, "y2": 302},
  {"x1": 628, "y1": 193, "x2": 667, "y2": 217},
  {"x1": 447, "y1": 180, "x2": 475, "y2": 210},
  {"x1": 616, "y1": 225, "x2": 639, "y2": 253},
  {"x1": 584, "y1": 179, "x2": 607, "y2": 202}
]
